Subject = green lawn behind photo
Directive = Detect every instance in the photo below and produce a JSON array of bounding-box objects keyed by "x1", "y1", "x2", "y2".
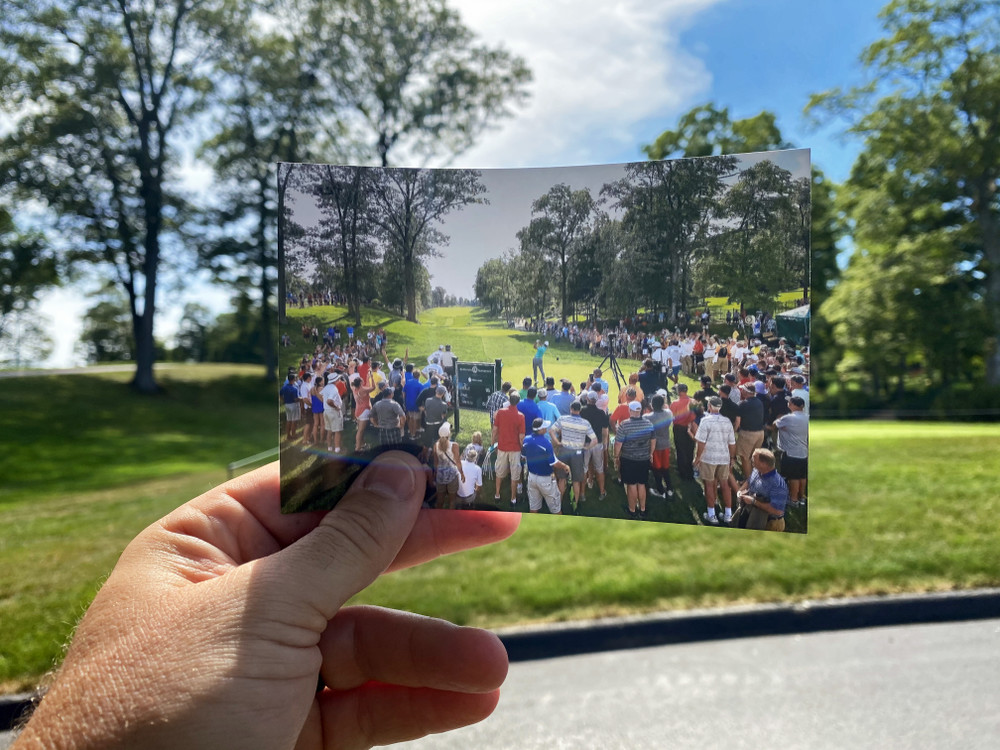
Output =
[{"x1": 2, "y1": 306, "x2": 999, "y2": 692}]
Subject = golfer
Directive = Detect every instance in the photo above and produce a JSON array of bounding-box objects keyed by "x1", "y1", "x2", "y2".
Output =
[{"x1": 532, "y1": 339, "x2": 548, "y2": 384}]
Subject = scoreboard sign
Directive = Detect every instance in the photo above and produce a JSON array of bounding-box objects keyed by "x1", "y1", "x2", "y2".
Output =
[{"x1": 455, "y1": 360, "x2": 501, "y2": 411}]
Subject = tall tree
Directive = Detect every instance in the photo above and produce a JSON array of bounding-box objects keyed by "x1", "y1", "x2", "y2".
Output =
[
  {"x1": 603, "y1": 157, "x2": 737, "y2": 317},
  {"x1": 699, "y1": 160, "x2": 802, "y2": 314},
  {"x1": 520, "y1": 184, "x2": 595, "y2": 324},
  {"x1": 0, "y1": 0, "x2": 223, "y2": 393},
  {"x1": 809, "y1": 0, "x2": 1000, "y2": 385},
  {"x1": 314, "y1": 165, "x2": 379, "y2": 326},
  {"x1": 643, "y1": 104, "x2": 792, "y2": 160},
  {"x1": 77, "y1": 295, "x2": 135, "y2": 364},
  {"x1": 0, "y1": 207, "x2": 58, "y2": 345},
  {"x1": 368, "y1": 168, "x2": 486, "y2": 322},
  {"x1": 337, "y1": 0, "x2": 531, "y2": 166},
  {"x1": 195, "y1": 23, "x2": 326, "y2": 383}
]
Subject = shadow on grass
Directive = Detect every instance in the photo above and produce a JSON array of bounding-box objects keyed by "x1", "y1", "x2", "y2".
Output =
[{"x1": 0, "y1": 368, "x2": 274, "y2": 505}]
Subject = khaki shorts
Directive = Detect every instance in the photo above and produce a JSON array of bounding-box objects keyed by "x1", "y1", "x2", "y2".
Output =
[
  {"x1": 736, "y1": 429, "x2": 765, "y2": 457},
  {"x1": 494, "y1": 450, "x2": 522, "y2": 480},
  {"x1": 324, "y1": 409, "x2": 344, "y2": 432},
  {"x1": 585, "y1": 444, "x2": 605, "y2": 473},
  {"x1": 766, "y1": 517, "x2": 786, "y2": 532},
  {"x1": 527, "y1": 473, "x2": 561, "y2": 514},
  {"x1": 698, "y1": 461, "x2": 730, "y2": 482}
]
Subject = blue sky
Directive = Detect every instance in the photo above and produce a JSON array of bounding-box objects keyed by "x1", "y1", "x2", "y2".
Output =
[{"x1": 36, "y1": 0, "x2": 889, "y2": 366}]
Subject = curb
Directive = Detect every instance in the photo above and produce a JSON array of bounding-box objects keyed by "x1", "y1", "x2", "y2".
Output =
[
  {"x1": 4, "y1": 588, "x2": 1000, "y2": 733},
  {"x1": 497, "y1": 587, "x2": 1000, "y2": 662}
]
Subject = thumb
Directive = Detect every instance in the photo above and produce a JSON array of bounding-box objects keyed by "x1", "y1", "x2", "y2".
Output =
[{"x1": 263, "y1": 450, "x2": 428, "y2": 621}]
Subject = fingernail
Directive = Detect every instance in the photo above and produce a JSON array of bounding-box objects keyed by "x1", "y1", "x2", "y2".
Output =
[{"x1": 357, "y1": 453, "x2": 418, "y2": 500}]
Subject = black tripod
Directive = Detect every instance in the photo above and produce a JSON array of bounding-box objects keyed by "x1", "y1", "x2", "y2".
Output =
[{"x1": 597, "y1": 346, "x2": 628, "y2": 393}]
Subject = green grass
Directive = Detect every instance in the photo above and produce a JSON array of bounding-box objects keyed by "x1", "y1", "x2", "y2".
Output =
[
  {"x1": 2, "y1": 314, "x2": 999, "y2": 691},
  {"x1": 0, "y1": 364, "x2": 276, "y2": 691},
  {"x1": 352, "y1": 420, "x2": 1000, "y2": 627}
]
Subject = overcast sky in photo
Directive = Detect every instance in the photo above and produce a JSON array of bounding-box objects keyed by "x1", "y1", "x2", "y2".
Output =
[{"x1": 36, "y1": 0, "x2": 882, "y2": 366}]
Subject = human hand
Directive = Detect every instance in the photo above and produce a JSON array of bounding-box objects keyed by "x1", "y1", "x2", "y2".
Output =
[{"x1": 15, "y1": 453, "x2": 520, "y2": 750}]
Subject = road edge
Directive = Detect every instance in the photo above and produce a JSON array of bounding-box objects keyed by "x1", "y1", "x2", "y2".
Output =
[{"x1": 4, "y1": 587, "x2": 999, "y2": 733}]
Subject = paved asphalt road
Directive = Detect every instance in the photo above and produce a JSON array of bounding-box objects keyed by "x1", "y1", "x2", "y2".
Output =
[
  {"x1": 4, "y1": 619, "x2": 998, "y2": 748},
  {"x1": 400, "y1": 618, "x2": 1000, "y2": 750}
]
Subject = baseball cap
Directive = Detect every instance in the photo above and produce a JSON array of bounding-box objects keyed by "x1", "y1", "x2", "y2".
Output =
[
  {"x1": 628, "y1": 400, "x2": 642, "y2": 412},
  {"x1": 438, "y1": 422, "x2": 452, "y2": 437},
  {"x1": 707, "y1": 396, "x2": 723, "y2": 409}
]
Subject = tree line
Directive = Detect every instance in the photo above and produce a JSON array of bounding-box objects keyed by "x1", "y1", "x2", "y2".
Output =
[
  {"x1": 474, "y1": 159, "x2": 809, "y2": 326},
  {"x1": 0, "y1": 0, "x2": 529, "y2": 388},
  {"x1": 281, "y1": 164, "x2": 486, "y2": 322},
  {"x1": 2, "y1": 0, "x2": 998, "y2": 412}
]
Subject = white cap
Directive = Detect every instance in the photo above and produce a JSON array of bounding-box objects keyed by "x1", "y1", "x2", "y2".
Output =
[
  {"x1": 628, "y1": 400, "x2": 642, "y2": 412},
  {"x1": 438, "y1": 422, "x2": 452, "y2": 437}
]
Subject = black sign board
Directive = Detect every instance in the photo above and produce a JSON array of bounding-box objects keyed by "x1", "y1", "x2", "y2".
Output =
[{"x1": 455, "y1": 360, "x2": 501, "y2": 411}]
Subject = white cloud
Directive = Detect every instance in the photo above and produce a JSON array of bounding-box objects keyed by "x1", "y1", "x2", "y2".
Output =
[{"x1": 446, "y1": 0, "x2": 724, "y2": 169}]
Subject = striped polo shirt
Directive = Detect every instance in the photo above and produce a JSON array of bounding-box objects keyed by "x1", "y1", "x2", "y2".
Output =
[
  {"x1": 553, "y1": 414, "x2": 596, "y2": 450},
  {"x1": 615, "y1": 416, "x2": 654, "y2": 460}
]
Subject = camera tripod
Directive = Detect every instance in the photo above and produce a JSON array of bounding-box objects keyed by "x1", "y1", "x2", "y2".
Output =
[{"x1": 597, "y1": 348, "x2": 628, "y2": 393}]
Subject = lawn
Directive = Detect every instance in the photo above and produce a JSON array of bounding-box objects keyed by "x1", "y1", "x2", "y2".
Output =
[{"x1": 2, "y1": 311, "x2": 999, "y2": 692}]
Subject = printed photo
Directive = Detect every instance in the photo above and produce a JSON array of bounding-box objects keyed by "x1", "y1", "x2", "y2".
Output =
[{"x1": 278, "y1": 150, "x2": 811, "y2": 532}]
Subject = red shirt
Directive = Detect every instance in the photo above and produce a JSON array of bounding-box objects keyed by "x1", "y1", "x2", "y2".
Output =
[
  {"x1": 609, "y1": 403, "x2": 631, "y2": 430},
  {"x1": 670, "y1": 395, "x2": 695, "y2": 427},
  {"x1": 494, "y1": 405, "x2": 526, "y2": 451}
]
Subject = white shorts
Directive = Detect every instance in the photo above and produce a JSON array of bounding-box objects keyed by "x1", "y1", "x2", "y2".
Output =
[
  {"x1": 284, "y1": 403, "x2": 301, "y2": 421},
  {"x1": 324, "y1": 409, "x2": 344, "y2": 432},
  {"x1": 527, "y1": 473, "x2": 561, "y2": 514},
  {"x1": 356, "y1": 408, "x2": 370, "y2": 422},
  {"x1": 494, "y1": 450, "x2": 522, "y2": 480}
]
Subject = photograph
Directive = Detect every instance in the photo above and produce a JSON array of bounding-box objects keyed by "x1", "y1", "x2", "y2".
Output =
[{"x1": 278, "y1": 150, "x2": 811, "y2": 532}]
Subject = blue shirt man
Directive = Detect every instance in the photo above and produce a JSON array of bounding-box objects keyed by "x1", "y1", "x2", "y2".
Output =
[
  {"x1": 403, "y1": 374, "x2": 424, "y2": 412},
  {"x1": 280, "y1": 382, "x2": 299, "y2": 404},
  {"x1": 517, "y1": 394, "x2": 542, "y2": 431},
  {"x1": 521, "y1": 431, "x2": 558, "y2": 476},
  {"x1": 549, "y1": 385, "x2": 575, "y2": 416},
  {"x1": 536, "y1": 394, "x2": 561, "y2": 425},
  {"x1": 747, "y1": 467, "x2": 789, "y2": 516}
]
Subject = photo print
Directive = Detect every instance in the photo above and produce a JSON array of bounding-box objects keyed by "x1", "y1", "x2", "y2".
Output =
[{"x1": 278, "y1": 149, "x2": 811, "y2": 533}]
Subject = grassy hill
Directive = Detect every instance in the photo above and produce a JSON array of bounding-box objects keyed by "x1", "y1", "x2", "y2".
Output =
[{"x1": 2, "y1": 311, "x2": 999, "y2": 692}]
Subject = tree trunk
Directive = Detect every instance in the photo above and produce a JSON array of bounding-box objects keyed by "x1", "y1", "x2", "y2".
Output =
[
  {"x1": 404, "y1": 256, "x2": 418, "y2": 322},
  {"x1": 131, "y1": 171, "x2": 161, "y2": 395}
]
